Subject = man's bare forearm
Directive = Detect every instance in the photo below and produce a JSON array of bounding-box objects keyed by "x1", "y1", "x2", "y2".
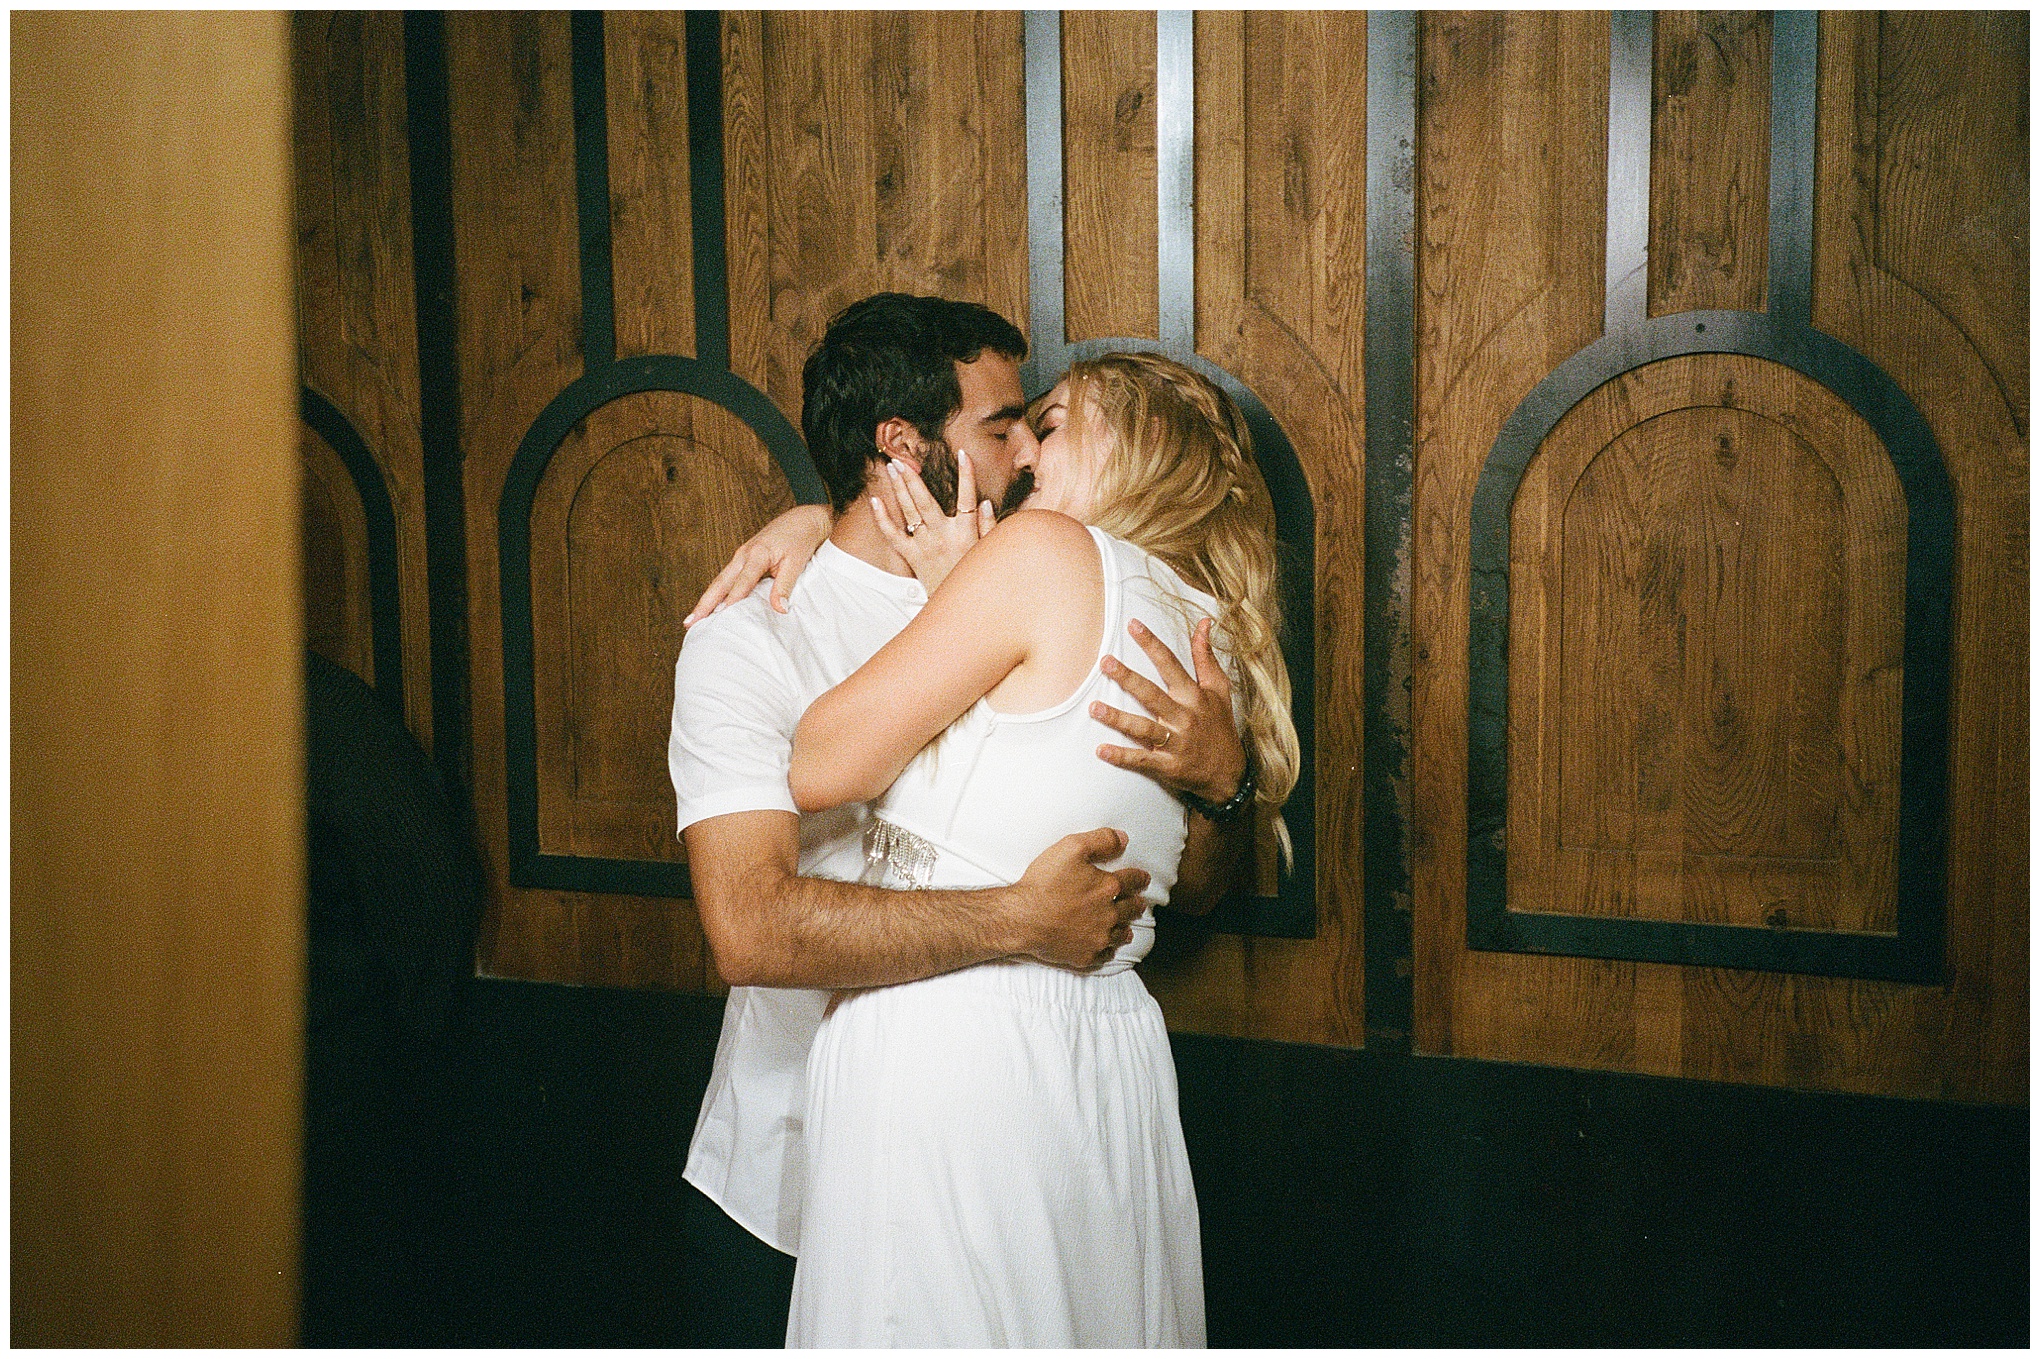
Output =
[
  {"x1": 717, "y1": 858, "x2": 1020, "y2": 988},
  {"x1": 686, "y1": 812, "x2": 1146, "y2": 986}
]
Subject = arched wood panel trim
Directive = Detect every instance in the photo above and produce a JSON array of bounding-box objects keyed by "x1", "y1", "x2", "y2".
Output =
[
  {"x1": 1464, "y1": 12, "x2": 1953, "y2": 982},
  {"x1": 497, "y1": 11, "x2": 823, "y2": 899},
  {"x1": 301, "y1": 385, "x2": 405, "y2": 715}
]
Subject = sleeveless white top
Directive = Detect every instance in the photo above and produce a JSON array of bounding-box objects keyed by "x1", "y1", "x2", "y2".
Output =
[{"x1": 862, "y1": 525, "x2": 1221, "y2": 975}]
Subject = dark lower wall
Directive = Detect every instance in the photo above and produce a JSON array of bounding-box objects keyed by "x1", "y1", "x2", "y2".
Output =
[{"x1": 305, "y1": 977, "x2": 2027, "y2": 1347}]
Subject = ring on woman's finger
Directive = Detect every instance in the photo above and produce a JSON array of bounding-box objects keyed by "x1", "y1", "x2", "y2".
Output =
[{"x1": 904, "y1": 520, "x2": 922, "y2": 536}]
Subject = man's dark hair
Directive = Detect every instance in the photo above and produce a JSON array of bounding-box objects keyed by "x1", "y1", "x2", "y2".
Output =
[{"x1": 801, "y1": 293, "x2": 1027, "y2": 513}]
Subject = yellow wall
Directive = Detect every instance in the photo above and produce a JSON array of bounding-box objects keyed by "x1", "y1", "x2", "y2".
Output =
[{"x1": 13, "y1": 12, "x2": 303, "y2": 1344}]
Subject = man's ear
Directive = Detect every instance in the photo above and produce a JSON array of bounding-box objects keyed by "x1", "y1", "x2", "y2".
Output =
[{"x1": 874, "y1": 417, "x2": 922, "y2": 472}]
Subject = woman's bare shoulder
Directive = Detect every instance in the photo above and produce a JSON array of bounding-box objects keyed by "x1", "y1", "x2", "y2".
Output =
[
  {"x1": 944, "y1": 509, "x2": 1096, "y2": 594},
  {"x1": 978, "y1": 508, "x2": 1095, "y2": 559}
]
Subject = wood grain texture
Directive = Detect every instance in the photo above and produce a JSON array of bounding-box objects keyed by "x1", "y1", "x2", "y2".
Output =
[
  {"x1": 450, "y1": 13, "x2": 708, "y2": 992},
  {"x1": 605, "y1": 12, "x2": 697, "y2": 361},
  {"x1": 530, "y1": 392, "x2": 794, "y2": 862},
  {"x1": 1413, "y1": 11, "x2": 2026, "y2": 1101},
  {"x1": 1869, "y1": 10, "x2": 2028, "y2": 428},
  {"x1": 724, "y1": 11, "x2": 1029, "y2": 428},
  {"x1": 1649, "y1": 12, "x2": 1770, "y2": 316},
  {"x1": 1411, "y1": 9, "x2": 1623, "y2": 1067},
  {"x1": 1512, "y1": 356, "x2": 1902, "y2": 935},
  {"x1": 292, "y1": 12, "x2": 433, "y2": 749},
  {"x1": 301, "y1": 422, "x2": 375, "y2": 684},
  {"x1": 1135, "y1": 12, "x2": 1369, "y2": 1048},
  {"x1": 1061, "y1": 10, "x2": 1160, "y2": 344},
  {"x1": 13, "y1": 12, "x2": 301, "y2": 1342}
]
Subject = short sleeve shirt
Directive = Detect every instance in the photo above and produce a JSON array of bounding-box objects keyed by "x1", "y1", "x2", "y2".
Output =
[{"x1": 667, "y1": 541, "x2": 926, "y2": 1253}]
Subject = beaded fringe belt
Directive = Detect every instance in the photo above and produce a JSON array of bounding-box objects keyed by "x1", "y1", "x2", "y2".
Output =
[{"x1": 863, "y1": 817, "x2": 941, "y2": 890}]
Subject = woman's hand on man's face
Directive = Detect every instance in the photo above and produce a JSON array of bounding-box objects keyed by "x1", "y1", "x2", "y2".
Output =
[{"x1": 871, "y1": 455, "x2": 996, "y2": 594}]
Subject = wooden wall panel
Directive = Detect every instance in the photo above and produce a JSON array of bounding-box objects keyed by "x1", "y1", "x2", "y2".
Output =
[
  {"x1": 1061, "y1": 10, "x2": 1160, "y2": 344},
  {"x1": 14, "y1": 12, "x2": 302, "y2": 1342},
  {"x1": 299, "y1": 12, "x2": 2019, "y2": 1094},
  {"x1": 1412, "y1": 11, "x2": 2026, "y2": 1101},
  {"x1": 723, "y1": 10, "x2": 1029, "y2": 424},
  {"x1": 1510, "y1": 356, "x2": 1904, "y2": 935},
  {"x1": 292, "y1": 12, "x2": 433, "y2": 747},
  {"x1": 1135, "y1": 12, "x2": 1370, "y2": 1048},
  {"x1": 451, "y1": 13, "x2": 711, "y2": 991},
  {"x1": 531, "y1": 392, "x2": 794, "y2": 862}
]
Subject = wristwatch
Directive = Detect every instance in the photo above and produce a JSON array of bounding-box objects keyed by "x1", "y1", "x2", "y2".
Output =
[{"x1": 1180, "y1": 763, "x2": 1256, "y2": 824}]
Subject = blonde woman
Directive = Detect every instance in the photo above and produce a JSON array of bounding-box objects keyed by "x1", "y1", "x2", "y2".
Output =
[{"x1": 770, "y1": 353, "x2": 1298, "y2": 1347}]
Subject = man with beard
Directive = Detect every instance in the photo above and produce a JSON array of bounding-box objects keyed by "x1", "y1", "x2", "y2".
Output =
[{"x1": 668, "y1": 293, "x2": 1250, "y2": 1345}]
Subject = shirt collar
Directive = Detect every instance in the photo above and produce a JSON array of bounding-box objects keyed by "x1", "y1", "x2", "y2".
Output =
[{"x1": 811, "y1": 539, "x2": 928, "y2": 606}]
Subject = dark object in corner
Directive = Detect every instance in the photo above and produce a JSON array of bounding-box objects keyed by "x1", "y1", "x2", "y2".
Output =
[{"x1": 303, "y1": 651, "x2": 482, "y2": 1346}]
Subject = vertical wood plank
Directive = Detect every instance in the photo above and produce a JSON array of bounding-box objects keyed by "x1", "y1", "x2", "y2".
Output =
[
  {"x1": 1649, "y1": 11, "x2": 1770, "y2": 316},
  {"x1": 605, "y1": 12, "x2": 698, "y2": 361},
  {"x1": 721, "y1": 10, "x2": 774, "y2": 415},
  {"x1": 1137, "y1": 11, "x2": 1370, "y2": 1049},
  {"x1": 1062, "y1": 10, "x2": 1160, "y2": 343},
  {"x1": 446, "y1": 12, "x2": 612, "y2": 985},
  {"x1": 1411, "y1": 9, "x2": 1615, "y2": 1062},
  {"x1": 13, "y1": 12, "x2": 302, "y2": 1342}
]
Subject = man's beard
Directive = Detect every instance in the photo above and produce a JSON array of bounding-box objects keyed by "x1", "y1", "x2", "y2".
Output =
[
  {"x1": 996, "y1": 467, "x2": 1035, "y2": 519},
  {"x1": 912, "y1": 437, "x2": 961, "y2": 515}
]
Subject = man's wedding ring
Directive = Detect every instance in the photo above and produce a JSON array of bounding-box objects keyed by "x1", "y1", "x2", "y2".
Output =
[
  {"x1": 904, "y1": 520, "x2": 922, "y2": 536},
  {"x1": 1153, "y1": 728, "x2": 1172, "y2": 751}
]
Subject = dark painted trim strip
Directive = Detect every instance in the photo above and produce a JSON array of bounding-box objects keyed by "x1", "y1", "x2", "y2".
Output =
[
  {"x1": 685, "y1": 10, "x2": 732, "y2": 371},
  {"x1": 1154, "y1": 10, "x2": 1196, "y2": 353},
  {"x1": 1605, "y1": 10, "x2": 1653, "y2": 330},
  {"x1": 570, "y1": 10, "x2": 616, "y2": 370},
  {"x1": 1022, "y1": 9, "x2": 1068, "y2": 394},
  {"x1": 1363, "y1": 11, "x2": 1419, "y2": 1042},
  {"x1": 301, "y1": 387, "x2": 406, "y2": 718},
  {"x1": 1766, "y1": 11, "x2": 1817, "y2": 327},
  {"x1": 404, "y1": 10, "x2": 471, "y2": 793}
]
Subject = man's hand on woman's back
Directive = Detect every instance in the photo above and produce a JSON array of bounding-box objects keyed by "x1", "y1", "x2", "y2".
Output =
[{"x1": 1004, "y1": 827, "x2": 1150, "y2": 971}]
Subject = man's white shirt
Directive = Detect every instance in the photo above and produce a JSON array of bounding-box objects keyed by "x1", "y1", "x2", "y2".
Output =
[{"x1": 667, "y1": 540, "x2": 926, "y2": 1253}]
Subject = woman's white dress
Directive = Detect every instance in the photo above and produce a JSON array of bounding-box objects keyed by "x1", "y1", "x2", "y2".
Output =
[{"x1": 786, "y1": 526, "x2": 1214, "y2": 1348}]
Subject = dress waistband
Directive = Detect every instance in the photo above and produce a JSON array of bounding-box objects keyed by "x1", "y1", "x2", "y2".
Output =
[{"x1": 839, "y1": 957, "x2": 1156, "y2": 1015}]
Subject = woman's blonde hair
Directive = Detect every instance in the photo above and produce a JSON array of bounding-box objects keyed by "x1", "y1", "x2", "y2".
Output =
[{"x1": 1061, "y1": 352, "x2": 1300, "y2": 845}]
